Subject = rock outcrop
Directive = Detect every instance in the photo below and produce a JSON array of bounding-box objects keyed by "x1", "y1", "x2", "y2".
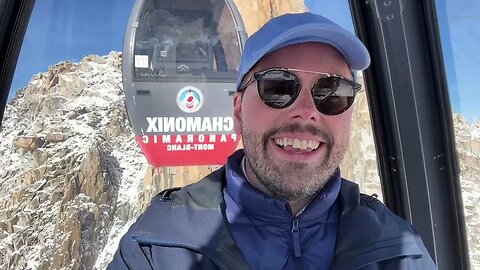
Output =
[
  {"x1": 234, "y1": 0, "x2": 307, "y2": 35},
  {"x1": 454, "y1": 114, "x2": 480, "y2": 268},
  {"x1": 0, "y1": 52, "x2": 146, "y2": 270}
]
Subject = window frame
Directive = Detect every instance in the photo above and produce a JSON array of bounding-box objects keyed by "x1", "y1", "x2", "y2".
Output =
[
  {"x1": 0, "y1": 0, "x2": 34, "y2": 125},
  {"x1": 349, "y1": 0, "x2": 469, "y2": 268}
]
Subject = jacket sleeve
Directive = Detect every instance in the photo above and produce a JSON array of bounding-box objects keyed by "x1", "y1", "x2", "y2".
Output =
[
  {"x1": 373, "y1": 232, "x2": 438, "y2": 270},
  {"x1": 406, "y1": 223, "x2": 437, "y2": 269},
  {"x1": 107, "y1": 230, "x2": 153, "y2": 270},
  {"x1": 415, "y1": 234, "x2": 438, "y2": 270}
]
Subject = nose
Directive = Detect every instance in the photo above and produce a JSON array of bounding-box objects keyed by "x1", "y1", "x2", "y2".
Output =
[{"x1": 288, "y1": 84, "x2": 321, "y2": 122}]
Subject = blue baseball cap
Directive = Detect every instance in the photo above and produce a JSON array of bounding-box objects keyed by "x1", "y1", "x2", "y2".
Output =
[{"x1": 236, "y1": 12, "x2": 371, "y2": 90}]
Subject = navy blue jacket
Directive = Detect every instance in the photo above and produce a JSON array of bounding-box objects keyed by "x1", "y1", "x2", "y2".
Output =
[
  {"x1": 108, "y1": 167, "x2": 437, "y2": 269},
  {"x1": 223, "y1": 150, "x2": 341, "y2": 269}
]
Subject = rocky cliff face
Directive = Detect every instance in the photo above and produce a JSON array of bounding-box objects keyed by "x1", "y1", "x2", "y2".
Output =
[
  {"x1": 233, "y1": 0, "x2": 306, "y2": 35},
  {"x1": 454, "y1": 115, "x2": 480, "y2": 268},
  {"x1": 1, "y1": 2, "x2": 480, "y2": 269},
  {"x1": 0, "y1": 53, "x2": 147, "y2": 269}
]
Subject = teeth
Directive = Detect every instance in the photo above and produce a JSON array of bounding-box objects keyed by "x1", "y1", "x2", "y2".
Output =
[
  {"x1": 300, "y1": 140, "x2": 308, "y2": 150},
  {"x1": 293, "y1": 139, "x2": 301, "y2": 149},
  {"x1": 287, "y1": 138, "x2": 293, "y2": 146},
  {"x1": 274, "y1": 138, "x2": 320, "y2": 150},
  {"x1": 307, "y1": 140, "x2": 314, "y2": 149},
  {"x1": 275, "y1": 139, "x2": 285, "y2": 146}
]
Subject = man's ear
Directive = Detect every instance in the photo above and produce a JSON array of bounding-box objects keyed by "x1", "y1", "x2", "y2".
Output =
[{"x1": 233, "y1": 92, "x2": 242, "y2": 134}]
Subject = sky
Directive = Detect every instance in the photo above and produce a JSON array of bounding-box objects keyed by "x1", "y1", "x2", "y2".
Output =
[
  {"x1": 8, "y1": 0, "x2": 480, "y2": 122},
  {"x1": 9, "y1": 0, "x2": 135, "y2": 98}
]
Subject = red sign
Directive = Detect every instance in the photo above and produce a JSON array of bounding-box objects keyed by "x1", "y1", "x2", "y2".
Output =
[{"x1": 137, "y1": 134, "x2": 240, "y2": 166}]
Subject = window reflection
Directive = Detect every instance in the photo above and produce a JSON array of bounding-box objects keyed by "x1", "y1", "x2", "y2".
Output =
[{"x1": 133, "y1": 0, "x2": 241, "y2": 81}]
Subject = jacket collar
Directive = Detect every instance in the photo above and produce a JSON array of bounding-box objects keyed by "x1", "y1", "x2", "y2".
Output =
[
  {"x1": 224, "y1": 150, "x2": 341, "y2": 222},
  {"x1": 333, "y1": 180, "x2": 423, "y2": 269},
  {"x1": 131, "y1": 167, "x2": 250, "y2": 270},
  {"x1": 181, "y1": 168, "x2": 248, "y2": 269},
  {"x1": 131, "y1": 166, "x2": 423, "y2": 270}
]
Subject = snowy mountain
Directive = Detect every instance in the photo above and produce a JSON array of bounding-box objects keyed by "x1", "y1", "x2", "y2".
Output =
[{"x1": 0, "y1": 53, "x2": 147, "y2": 269}]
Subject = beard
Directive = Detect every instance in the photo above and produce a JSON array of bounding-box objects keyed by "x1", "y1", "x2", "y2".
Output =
[{"x1": 242, "y1": 122, "x2": 348, "y2": 202}]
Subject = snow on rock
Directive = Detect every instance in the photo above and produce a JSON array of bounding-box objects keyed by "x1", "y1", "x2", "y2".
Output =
[{"x1": 0, "y1": 52, "x2": 146, "y2": 270}]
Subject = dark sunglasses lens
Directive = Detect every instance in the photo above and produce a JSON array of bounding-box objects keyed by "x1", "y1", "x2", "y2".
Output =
[
  {"x1": 258, "y1": 70, "x2": 299, "y2": 108},
  {"x1": 313, "y1": 77, "x2": 355, "y2": 115}
]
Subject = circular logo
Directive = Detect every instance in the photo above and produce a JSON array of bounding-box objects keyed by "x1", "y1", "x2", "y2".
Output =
[{"x1": 176, "y1": 86, "x2": 204, "y2": 113}]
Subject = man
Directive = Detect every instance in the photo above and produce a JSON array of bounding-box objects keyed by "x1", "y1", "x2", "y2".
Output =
[{"x1": 109, "y1": 12, "x2": 436, "y2": 269}]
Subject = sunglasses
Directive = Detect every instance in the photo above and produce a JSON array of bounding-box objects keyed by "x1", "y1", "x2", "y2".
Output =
[{"x1": 239, "y1": 68, "x2": 362, "y2": 115}]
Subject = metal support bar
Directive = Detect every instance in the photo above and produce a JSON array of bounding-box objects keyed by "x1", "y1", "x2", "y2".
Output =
[
  {"x1": 0, "y1": 0, "x2": 35, "y2": 126},
  {"x1": 349, "y1": 0, "x2": 470, "y2": 269}
]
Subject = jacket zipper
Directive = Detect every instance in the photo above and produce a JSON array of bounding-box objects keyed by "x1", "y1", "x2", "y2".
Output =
[
  {"x1": 290, "y1": 196, "x2": 314, "y2": 258},
  {"x1": 291, "y1": 218, "x2": 301, "y2": 257}
]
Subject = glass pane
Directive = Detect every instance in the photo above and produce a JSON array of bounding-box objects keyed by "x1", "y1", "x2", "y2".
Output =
[
  {"x1": 132, "y1": 0, "x2": 241, "y2": 81},
  {"x1": 306, "y1": 0, "x2": 383, "y2": 201},
  {"x1": 435, "y1": 0, "x2": 480, "y2": 268},
  {"x1": 1, "y1": 1, "x2": 139, "y2": 269}
]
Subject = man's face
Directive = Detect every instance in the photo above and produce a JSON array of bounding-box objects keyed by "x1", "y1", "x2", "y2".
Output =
[{"x1": 233, "y1": 42, "x2": 354, "y2": 201}]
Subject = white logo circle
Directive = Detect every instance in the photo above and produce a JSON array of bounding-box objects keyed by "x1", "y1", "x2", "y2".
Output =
[{"x1": 176, "y1": 86, "x2": 204, "y2": 113}]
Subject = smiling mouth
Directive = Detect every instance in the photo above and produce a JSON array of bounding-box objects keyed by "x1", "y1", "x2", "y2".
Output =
[{"x1": 273, "y1": 138, "x2": 321, "y2": 152}]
